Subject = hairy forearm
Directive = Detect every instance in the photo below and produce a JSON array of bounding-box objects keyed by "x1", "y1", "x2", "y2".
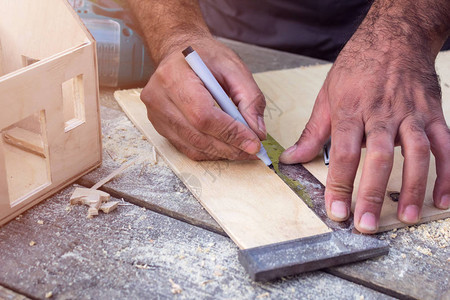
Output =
[
  {"x1": 127, "y1": 0, "x2": 211, "y2": 64},
  {"x1": 353, "y1": 0, "x2": 450, "y2": 57},
  {"x1": 335, "y1": 0, "x2": 450, "y2": 91}
]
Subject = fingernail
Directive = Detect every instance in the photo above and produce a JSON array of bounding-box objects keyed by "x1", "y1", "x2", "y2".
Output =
[
  {"x1": 401, "y1": 205, "x2": 420, "y2": 223},
  {"x1": 359, "y1": 212, "x2": 378, "y2": 232},
  {"x1": 257, "y1": 116, "x2": 266, "y2": 134},
  {"x1": 281, "y1": 144, "x2": 297, "y2": 157},
  {"x1": 279, "y1": 144, "x2": 298, "y2": 163},
  {"x1": 241, "y1": 139, "x2": 260, "y2": 154},
  {"x1": 331, "y1": 201, "x2": 348, "y2": 220},
  {"x1": 438, "y1": 194, "x2": 450, "y2": 209}
]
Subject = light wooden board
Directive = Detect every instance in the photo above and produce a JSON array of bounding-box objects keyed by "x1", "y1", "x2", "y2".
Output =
[
  {"x1": 114, "y1": 90, "x2": 331, "y2": 250},
  {"x1": 253, "y1": 51, "x2": 450, "y2": 232}
]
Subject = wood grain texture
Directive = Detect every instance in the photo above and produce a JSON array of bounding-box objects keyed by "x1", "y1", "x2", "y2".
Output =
[
  {"x1": 253, "y1": 51, "x2": 450, "y2": 232},
  {"x1": 0, "y1": 186, "x2": 390, "y2": 300},
  {"x1": 114, "y1": 90, "x2": 331, "y2": 250},
  {"x1": 0, "y1": 285, "x2": 29, "y2": 300}
]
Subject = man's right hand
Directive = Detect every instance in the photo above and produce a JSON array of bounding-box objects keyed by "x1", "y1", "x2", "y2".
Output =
[{"x1": 140, "y1": 38, "x2": 267, "y2": 161}]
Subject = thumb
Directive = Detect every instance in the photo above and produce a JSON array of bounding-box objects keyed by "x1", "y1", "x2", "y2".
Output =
[{"x1": 279, "y1": 89, "x2": 331, "y2": 164}]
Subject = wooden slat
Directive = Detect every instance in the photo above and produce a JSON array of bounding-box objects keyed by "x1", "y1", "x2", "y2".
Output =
[
  {"x1": 253, "y1": 51, "x2": 450, "y2": 232},
  {"x1": 3, "y1": 127, "x2": 46, "y2": 158},
  {"x1": 114, "y1": 90, "x2": 331, "y2": 250}
]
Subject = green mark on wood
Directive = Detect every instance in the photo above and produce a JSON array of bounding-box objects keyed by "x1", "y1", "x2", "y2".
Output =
[{"x1": 262, "y1": 135, "x2": 313, "y2": 208}]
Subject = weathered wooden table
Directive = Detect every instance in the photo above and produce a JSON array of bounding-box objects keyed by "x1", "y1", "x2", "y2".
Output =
[{"x1": 0, "y1": 39, "x2": 448, "y2": 300}]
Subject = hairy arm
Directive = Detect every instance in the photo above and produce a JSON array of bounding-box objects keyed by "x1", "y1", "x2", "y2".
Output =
[
  {"x1": 281, "y1": 0, "x2": 450, "y2": 233},
  {"x1": 127, "y1": 0, "x2": 211, "y2": 64},
  {"x1": 127, "y1": 0, "x2": 267, "y2": 161}
]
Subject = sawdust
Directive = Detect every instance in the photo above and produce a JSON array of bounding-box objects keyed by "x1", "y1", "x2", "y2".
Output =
[
  {"x1": 101, "y1": 109, "x2": 160, "y2": 167},
  {"x1": 378, "y1": 217, "x2": 449, "y2": 264},
  {"x1": 416, "y1": 246, "x2": 433, "y2": 256},
  {"x1": 408, "y1": 218, "x2": 449, "y2": 249}
]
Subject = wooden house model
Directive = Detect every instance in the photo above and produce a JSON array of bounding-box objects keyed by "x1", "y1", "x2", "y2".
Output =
[{"x1": 0, "y1": 0, "x2": 102, "y2": 225}]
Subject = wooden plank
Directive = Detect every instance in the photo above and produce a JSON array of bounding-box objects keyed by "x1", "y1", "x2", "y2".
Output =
[
  {"x1": 327, "y1": 218, "x2": 450, "y2": 299},
  {"x1": 0, "y1": 285, "x2": 29, "y2": 300},
  {"x1": 114, "y1": 90, "x2": 331, "y2": 249},
  {"x1": 0, "y1": 186, "x2": 390, "y2": 299},
  {"x1": 253, "y1": 51, "x2": 450, "y2": 232}
]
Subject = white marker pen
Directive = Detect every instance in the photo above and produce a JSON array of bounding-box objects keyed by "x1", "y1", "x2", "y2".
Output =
[{"x1": 182, "y1": 46, "x2": 272, "y2": 167}]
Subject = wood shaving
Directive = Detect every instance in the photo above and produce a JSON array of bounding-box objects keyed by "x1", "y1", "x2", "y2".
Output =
[
  {"x1": 135, "y1": 263, "x2": 151, "y2": 269},
  {"x1": 45, "y1": 291, "x2": 53, "y2": 298},
  {"x1": 169, "y1": 279, "x2": 182, "y2": 294},
  {"x1": 37, "y1": 220, "x2": 44, "y2": 225},
  {"x1": 257, "y1": 292, "x2": 270, "y2": 298},
  {"x1": 29, "y1": 241, "x2": 36, "y2": 246},
  {"x1": 200, "y1": 280, "x2": 213, "y2": 286}
]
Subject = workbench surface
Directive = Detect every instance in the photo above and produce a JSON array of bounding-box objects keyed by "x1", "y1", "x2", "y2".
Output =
[{"x1": 0, "y1": 39, "x2": 448, "y2": 300}]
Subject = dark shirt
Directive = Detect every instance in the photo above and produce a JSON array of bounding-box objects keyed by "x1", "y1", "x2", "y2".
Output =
[{"x1": 199, "y1": 0, "x2": 450, "y2": 61}]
